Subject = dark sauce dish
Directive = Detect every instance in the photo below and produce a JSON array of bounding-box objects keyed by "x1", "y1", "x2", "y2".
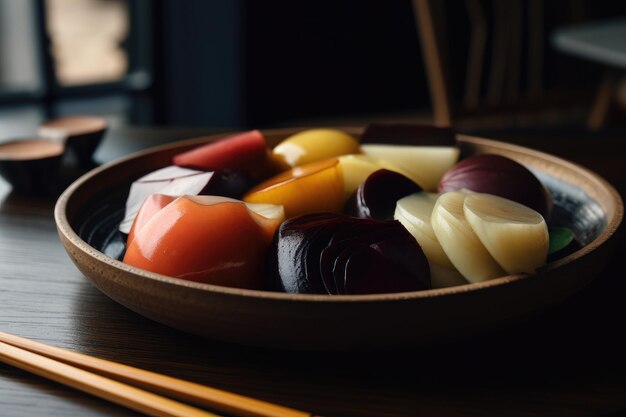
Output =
[
  {"x1": 0, "y1": 138, "x2": 65, "y2": 194},
  {"x1": 54, "y1": 128, "x2": 623, "y2": 350},
  {"x1": 38, "y1": 116, "x2": 108, "y2": 168}
]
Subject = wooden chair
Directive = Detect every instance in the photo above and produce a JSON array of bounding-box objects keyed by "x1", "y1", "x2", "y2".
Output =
[{"x1": 412, "y1": 0, "x2": 545, "y2": 128}]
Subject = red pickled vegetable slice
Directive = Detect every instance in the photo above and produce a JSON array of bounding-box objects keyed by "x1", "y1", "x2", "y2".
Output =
[{"x1": 173, "y1": 130, "x2": 268, "y2": 170}]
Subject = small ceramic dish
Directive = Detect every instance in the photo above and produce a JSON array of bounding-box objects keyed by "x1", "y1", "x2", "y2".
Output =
[
  {"x1": 0, "y1": 138, "x2": 65, "y2": 194},
  {"x1": 54, "y1": 128, "x2": 623, "y2": 350},
  {"x1": 39, "y1": 116, "x2": 107, "y2": 168}
]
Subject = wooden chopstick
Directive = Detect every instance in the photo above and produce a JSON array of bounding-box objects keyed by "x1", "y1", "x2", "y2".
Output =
[
  {"x1": 0, "y1": 332, "x2": 316, "y2": 417},
  {"x1": 0, "y1": 340, "x2": 220, "y2": 417}
]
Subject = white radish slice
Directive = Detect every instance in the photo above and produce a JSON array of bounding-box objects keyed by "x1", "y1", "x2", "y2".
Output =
[
  {"x1": 431, "y1": 192, "x2": 505, "y2": 283},
  {"x1": 464, "y1": 193, "x2": 548, "y2": 274},
  {"x1": 395, "y1": 193, "x2": 467, "y2": 288},
  {"x1": 394, "y1": 199, "x2": 467, "y2": 288},
  {"x1": 394, "y1": 192, "x2": 455, "y2": 270},
  {"x1": 361, "y1": 145, "x2": 460, "y2": 191}
]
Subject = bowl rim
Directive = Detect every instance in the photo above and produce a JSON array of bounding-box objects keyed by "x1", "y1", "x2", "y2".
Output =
[
  {"x1": 54, "y1": 128, "x2": 624, "y2": 304},
  {"x1": 0, "y1": 138, "x2": 65, "y2": 161},
  {"x1": 39, "y1": 115, "x2": 108, "y2": 135}
]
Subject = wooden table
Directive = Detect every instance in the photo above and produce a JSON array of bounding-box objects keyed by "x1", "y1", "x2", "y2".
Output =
[{"x1": 1, "y1": 126, "x2": 625, "y2": 417}]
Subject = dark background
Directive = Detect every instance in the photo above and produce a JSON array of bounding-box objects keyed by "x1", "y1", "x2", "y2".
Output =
[
  {"x1": 1, "y1": 0, "x2": 625, "y2": 131},
  {"x1": 151, "y1": 0, "x2": 626, "y2": 128}
]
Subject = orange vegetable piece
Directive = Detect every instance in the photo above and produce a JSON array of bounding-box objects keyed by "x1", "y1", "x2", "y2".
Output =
[
  {"x1": 123, "y1": 196, "x2": 282, "y2": 289},
  {"x1": 127, "y1": 194, "x2": 177, "y2": 245},
  {"x1": 243, "y1": 158, "x2": 344, "y2": 218}
]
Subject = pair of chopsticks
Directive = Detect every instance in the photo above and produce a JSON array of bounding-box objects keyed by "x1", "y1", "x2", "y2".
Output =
[{"x1": 0, "y1": 331, "x2": 317, "y2": 417}]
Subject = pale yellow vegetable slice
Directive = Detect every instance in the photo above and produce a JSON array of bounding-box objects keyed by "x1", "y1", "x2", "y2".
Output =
[
  {"x1": 463, "y1": 193, "x2": 548, "y2": 274},
  {"x1": 431, "y1": 192, "x2": 505, "y2": 283},
  {"x1": 394, "y1": 192, "x2": 455, "y2": 269},
  {"x1": 394, "y1": 206, "x2": 467, "y2": 288},
  {"x1": 396, "y1": 209, "x2": 467, "y2": 289},
  {"x1": 337, "y1": 155, "x2": 381, "y2": 198},
  {"x1": 361, "y1": 145, "x2": 460, "y2": 191}
]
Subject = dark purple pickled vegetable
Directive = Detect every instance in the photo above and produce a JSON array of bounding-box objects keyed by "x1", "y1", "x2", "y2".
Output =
[
  {"x1": 266, "y1": 213, "x2": 341, "y2": 294},
  {"x1": 267, "y1": 213, "x2": 431, "y2": 295},
  {"x1": 206, "y1": 169, "x2": 253, "y2": 199},
  {"x1": 360, "y1": 123, "x2": 456, "y2": 146},
  {"x1": 438, "y1": 154, "x2": 552, "y2": 217},
  {"x1": 345, "y1": 169, "x2": 422, "y2": 220},
  {"x1": 342, "y1": 246, "x2": 417, "y2": 295},
  {"x1": 320, "y1": 221, "x2": 399, "y2": 294}
]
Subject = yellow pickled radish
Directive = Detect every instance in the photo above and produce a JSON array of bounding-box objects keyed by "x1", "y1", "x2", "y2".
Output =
[{"x1": 272, "y1": 129, "x2": 360, "y2": 170}]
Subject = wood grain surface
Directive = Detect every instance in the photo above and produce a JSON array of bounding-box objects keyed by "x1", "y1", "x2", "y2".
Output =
[{"x1": 1, "y1": 126, "x2": 625, "y2": 417}]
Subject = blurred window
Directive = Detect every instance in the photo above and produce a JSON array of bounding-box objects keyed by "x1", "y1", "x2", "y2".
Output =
[
  {"x1": 0, "y1": 0, "x2": 42, "y2": 94},
  {"x1": 46, "y1": 0, "x2": 129, "y2": 86},
  {"x1": 0, "y1": 0, "x2": 152, "y2": 132}
]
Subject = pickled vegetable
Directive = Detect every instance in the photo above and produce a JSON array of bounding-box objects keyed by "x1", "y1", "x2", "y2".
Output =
[
  {"x1": 124, "y1": 196, "x2": 284, "y2": 288},
  {"x1": 243, "y1": 158, "x2": 344, "y2": 218},
  {"x1": 267, "y1": 213, "x2": 431, "y2": 294},
  {"x1": 272, "y1": 129, "x2": 359, "y2": 170}
]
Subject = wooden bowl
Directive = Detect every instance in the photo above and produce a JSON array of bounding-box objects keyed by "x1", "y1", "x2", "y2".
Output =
[{"x1": 54, "y1": 128, "x2": 623, "y2": 350}]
